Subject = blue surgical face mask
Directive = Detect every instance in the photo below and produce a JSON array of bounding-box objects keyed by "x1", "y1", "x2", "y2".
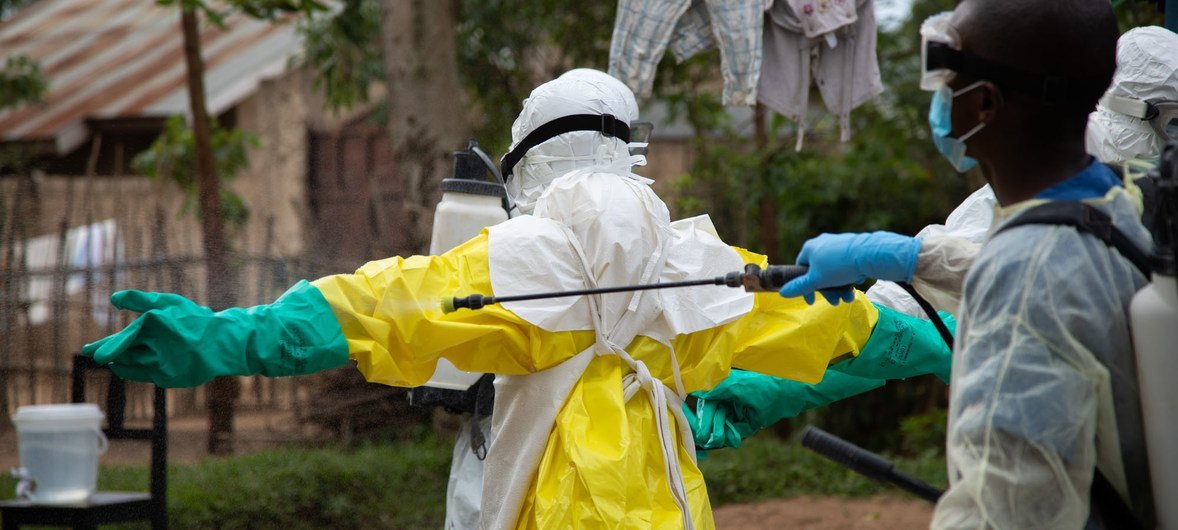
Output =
[{"x1": 929, "y1": 80, "x2": 987, "y2": 172}]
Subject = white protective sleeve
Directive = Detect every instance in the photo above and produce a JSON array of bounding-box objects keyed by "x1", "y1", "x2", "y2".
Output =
[
  {"x1": 867, "y1": 185, "x2": 995, "y2": 316},
  {"x1": 908, "y1": 235, "x2": 981, "y2": 314}
]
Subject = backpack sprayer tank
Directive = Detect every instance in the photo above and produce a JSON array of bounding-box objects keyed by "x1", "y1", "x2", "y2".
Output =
[
  {"x1": 1130, "y1": 144, "x2": 1178, "y2": 530},
  {"x1": 415, "y1": 140, "x2": 509, "y2": 398}
]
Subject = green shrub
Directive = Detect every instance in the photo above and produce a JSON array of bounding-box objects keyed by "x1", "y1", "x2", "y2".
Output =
[
  {"x1": 900, "y1": 407, "x2": 949, "y2": 456},
  {"x1": 698, "y1": 433, "x2": 947, "y2": 506}
]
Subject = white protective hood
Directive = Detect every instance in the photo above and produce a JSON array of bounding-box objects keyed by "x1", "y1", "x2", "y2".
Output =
[
  {"x1": 1086, "y1": 26, "x2": 1178, "y2": 164},
  {"x1": 489, "y1": 69, "x2": 753, "y2": 339},
  {"x1": 504, "y1": 68, "x2": 645, "y2": 215}
]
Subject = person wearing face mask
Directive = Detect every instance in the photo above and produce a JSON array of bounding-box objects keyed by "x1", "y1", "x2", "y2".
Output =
[
  {"x1": 818, "y1": 24, "x2": 1178, "y2": 317},
  {"x1": 779, "y1": 24, "x2": 1178, "y2": 314},
  {"x1": 686, "y1": 25, "x2": 1178, "y2": 456},
  {"x1": 778, "y1": 1, "x2": 1156, "y2": 528},
  {"x1": 81, "y1": 68, "x2": 892, "y2": 529}
]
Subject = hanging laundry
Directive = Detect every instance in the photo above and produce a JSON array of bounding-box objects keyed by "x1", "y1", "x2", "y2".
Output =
[
  {"x1": 668, "y1": 1, "x2": 715, "y2": 64},
  {"x1": 609, "y1": 0, "x2": 769, "y2": 106},
  {"x1": 13, "y1": 220, "x2": 121, "y2": 325},
  {"x1": 758, "y1": 0, "x2": 883, "y2": 150},
  {"x1": 68, "y1": 220, "x2": 123, "y2": 327}
]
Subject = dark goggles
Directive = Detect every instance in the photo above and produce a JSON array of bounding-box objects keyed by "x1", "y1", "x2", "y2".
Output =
[
  {"x1": 1101, "y1": 93, "x2": 1178, "y2": 142},
  {"x1": 923, "y1": 41, "x2": 1110, "y2": 105}
]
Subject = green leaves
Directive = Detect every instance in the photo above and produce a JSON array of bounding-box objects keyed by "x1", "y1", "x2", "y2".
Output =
[
  {"x1": 455, "y1": 0, "x2": 618, "y2": 154},
  {"x1": 0, "y1": 54, "x2": 48, "y2": 110},
  {"x1": 157, "y1": 0, "x2": 328, "y2": 28},
  {"x1": 132, "y1": 115, "x2": 260, "y2": 230},
  {"x1": 298, "y1": 0, "x2": 384, "y2": 111}
]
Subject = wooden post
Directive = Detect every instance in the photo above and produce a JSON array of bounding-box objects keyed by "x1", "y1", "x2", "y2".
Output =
[
  {"x1": 179, "y1": 6, "x2": 238, "y2": 455},
  {"x1": 380, "y1": 0, "x2": 469, "y2": 255},
  {"x1": 755, "y1": 103, "x2": 778, "y2": 262}
]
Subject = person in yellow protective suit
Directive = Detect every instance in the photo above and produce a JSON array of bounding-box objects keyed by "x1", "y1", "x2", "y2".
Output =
[{"x1": 83, "y1": 69, "x2": 878, "y2": 529}]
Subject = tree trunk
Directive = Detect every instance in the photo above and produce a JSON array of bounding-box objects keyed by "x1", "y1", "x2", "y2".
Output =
[
  {"x1": 180, "y1": 7, "x2": 238, "y2": 455},
  {"x1": 379, "y1": 0, "x2": 470, "y2": 255},
  {"x1": 754, "y1": 103, "x2": 778, "y2": 261}
]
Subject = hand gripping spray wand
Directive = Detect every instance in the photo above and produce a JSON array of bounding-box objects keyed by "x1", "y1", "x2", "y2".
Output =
[{"x1": 441, "y1": 264, "x2": 822, "y2": 313}]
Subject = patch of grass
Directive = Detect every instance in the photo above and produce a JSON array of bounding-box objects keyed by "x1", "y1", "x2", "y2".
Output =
[
  {"x1": 1, "y1": 433, "x2": 452, "y2": 529},
  {"x1": 1, "y1": 430, "x2": 944, "y2": 527},
  {"x1": 164, "y1": 437, "x2": 452, "y2": 529},
  {"x1": 698, "y1": 433, "x2": 947, "y2": 506}
]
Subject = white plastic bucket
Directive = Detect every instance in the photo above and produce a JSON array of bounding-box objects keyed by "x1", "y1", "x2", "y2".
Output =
[{"x1": 10, "y1": 403, "x2": 108, "y2": 504}]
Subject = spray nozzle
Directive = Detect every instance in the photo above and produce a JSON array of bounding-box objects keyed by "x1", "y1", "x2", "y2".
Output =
[
  {"x1": 442, "y1": 294, "x2": 493, "y2": 314},
  {"x1": 725, "y1": 264, "x2": 816, "y2": 292}
]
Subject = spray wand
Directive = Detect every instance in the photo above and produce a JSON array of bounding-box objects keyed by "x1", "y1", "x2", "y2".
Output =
[{"x1": 440, "y1": 264, "x2": 840, "y2": 313}]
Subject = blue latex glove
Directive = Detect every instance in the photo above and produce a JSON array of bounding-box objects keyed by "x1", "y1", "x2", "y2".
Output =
[{"x1": 779, "y1": 232, "x2": 922, "y2": 305}]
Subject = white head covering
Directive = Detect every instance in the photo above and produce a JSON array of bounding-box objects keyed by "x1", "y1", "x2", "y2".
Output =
[
  {"x1": 1086, "y1": 26, "x2": 1178, "y2": 164},
  {"x1": 505, "y1": 69, "x2": 644, "y2": 215}
]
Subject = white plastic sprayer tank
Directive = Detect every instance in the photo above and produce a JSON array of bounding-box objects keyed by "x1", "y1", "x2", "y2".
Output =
[
  {"x1": 429, "y1": 180, "x2": 509, "y2": 256},
  {"x1": 1132, "y1": 145, "x2": 1178, "y2": 529},
  {"x1": 1131, "y1": 272, "x2": 1178, "y2": 529},
  {"x1": 423, "y1": 144, "x2": 510, "y2": 391}
]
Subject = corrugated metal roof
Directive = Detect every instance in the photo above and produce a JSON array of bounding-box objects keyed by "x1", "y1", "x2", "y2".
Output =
[{"x1": 0, "y1": 0, "x2": 302, "y2": 154}]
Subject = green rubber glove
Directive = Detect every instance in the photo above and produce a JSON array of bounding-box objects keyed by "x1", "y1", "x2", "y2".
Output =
[
  {"x1": 831, "y1": 304, "x2": 955, "y2": 384},
  {"x1": 686, "y1": 369, "x2": 885, "y2": 451},
  {"x1": 81, "y1": 280, "x2": 350, "y2": 388}
]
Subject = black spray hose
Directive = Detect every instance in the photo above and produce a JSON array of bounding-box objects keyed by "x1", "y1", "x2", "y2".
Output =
[
  {"x1": 800, "y1": 280, "x2": 954, "y2": 504},
  {"x1": 801, "y1": 425, "x2": 944, "y2": 503},
  {"x1": 896, "y1": 282, "x2": 955, "y2": 350}
]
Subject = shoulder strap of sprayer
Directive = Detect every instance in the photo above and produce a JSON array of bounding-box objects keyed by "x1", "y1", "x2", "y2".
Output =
[
  {"x1": 994, "y1": 201, "x2": 1152, "y2": 277},
  {"x1": 991, "y1": 199, "x2": 1150, "y2": 530}
]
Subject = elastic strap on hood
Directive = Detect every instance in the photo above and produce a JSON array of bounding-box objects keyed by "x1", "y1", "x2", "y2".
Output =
[{"x1": 501, "y1": 114, "x2": 632, "y2": 179}]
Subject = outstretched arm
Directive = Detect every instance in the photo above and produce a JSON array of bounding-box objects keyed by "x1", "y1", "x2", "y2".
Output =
[
  {"x1": 688, "y1": 304, "x2": 955, "y2": 450},
  {"x1": 83, "y1": 281, "x2": 350, "y2": 387},
  {"x1": 84, "y1": 231, "x2": 591, "y2": 388}
]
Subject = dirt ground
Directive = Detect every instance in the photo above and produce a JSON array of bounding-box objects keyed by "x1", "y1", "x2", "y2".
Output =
[
  {"x1": 713, "y1": 495, "x2": 932, "y2": 529},
  {"x1": 1, "y1": 410, "x2": 934, "y2": 528}
]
